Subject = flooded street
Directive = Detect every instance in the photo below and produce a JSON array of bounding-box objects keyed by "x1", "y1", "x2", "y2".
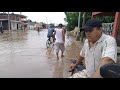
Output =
[{"x1": 0, "y1": 30, "x2": 83, "y2": 78}]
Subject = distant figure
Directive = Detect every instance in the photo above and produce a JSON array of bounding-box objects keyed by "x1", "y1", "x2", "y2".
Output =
[
  {"x1": 0, "y1": 26, "x2": 3, "y2": 33},
  {"x1": 37, "y1": 27, "x2": 40, "y2": 33}
]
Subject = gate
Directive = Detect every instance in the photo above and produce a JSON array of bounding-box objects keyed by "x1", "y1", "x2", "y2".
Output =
[{"x1": 102, "y1": 22, "x2": 114, "y2": 35}]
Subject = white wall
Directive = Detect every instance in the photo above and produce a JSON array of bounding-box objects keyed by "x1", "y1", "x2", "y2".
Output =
[
  {"x1": 11, "y1": 22, "x2": 17, "y2": 30},
  {"x1": 11, "y1": 22, "x2": 21, "y2": 30},
  {"x1": 29, "y1": 26, "x2": 34, "y2": 30}
]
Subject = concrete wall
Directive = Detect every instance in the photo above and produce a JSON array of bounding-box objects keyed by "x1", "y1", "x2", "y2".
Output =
[
  {"x1": 11, "y1": 22, "x2": 17, "y2": 30},
  {"x1": 11, "y1": 22, "x2": 21, "y2": 30},
  {"x1": 29, "y1": 25, "x2": 34, "y2": 30}
]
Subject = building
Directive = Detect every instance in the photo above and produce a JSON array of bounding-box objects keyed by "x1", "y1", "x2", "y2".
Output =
[
  {"x1": 34, "y1": 22, "x2": 43, "y2": 30},
  {"x1": 0, "y1": 13, "x2": 27, "y2": 30},
  {"x1": 27, "y1": 20, "x2": 36, "y2": 30}
]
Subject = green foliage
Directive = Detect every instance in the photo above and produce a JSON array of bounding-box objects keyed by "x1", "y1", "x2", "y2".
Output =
[
  {"x1": 65, "y1": 12, "x2": 78, "y2": 31},
  {"x1": 64, "y1": 12, "x2": 115, "y2": 31},
  {"x1": 95, "y1": 16, "x2": 114, "y2": 23},
  {"x1": 64, "y1": 12, "x2": 92, "y2": 31}
]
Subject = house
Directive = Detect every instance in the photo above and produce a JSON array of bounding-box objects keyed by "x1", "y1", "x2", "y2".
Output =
[
  {"x1": 0, "y1": 13, "x2": 27, "y2": 30},
  {"x1": 27, "y1": 20, "x2": 36, "y2": 30}
]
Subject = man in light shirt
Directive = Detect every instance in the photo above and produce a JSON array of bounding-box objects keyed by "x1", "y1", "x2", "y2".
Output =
[
  {"x1": 70, "y1": 19, "x2": 117, "y2": 78},
  {"x1": 54, "y1": 24, "x2": 65, "y2": 60}
]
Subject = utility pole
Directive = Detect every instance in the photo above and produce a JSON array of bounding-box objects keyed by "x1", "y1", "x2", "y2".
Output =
[
  {"x1": 76, "y1": 12, "x2": 81, "y2": 41},
  {"x1": 80, "y1": 12, "x2": 86, "y2": 42},
  {"x1": 8, "y1": 12, "x2": 10, "y2": 31}
]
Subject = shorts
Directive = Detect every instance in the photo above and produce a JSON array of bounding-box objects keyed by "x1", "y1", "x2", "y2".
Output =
[{"x1": 55, "y1": 42, "x2": 65, "y2": 53}]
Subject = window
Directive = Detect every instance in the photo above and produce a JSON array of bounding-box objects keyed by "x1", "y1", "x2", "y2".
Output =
[{"x1": 16, "y1": 16, "x2": 19, "y2": 21}]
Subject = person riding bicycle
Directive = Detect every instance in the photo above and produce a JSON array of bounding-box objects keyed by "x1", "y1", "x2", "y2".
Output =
[
  {"x1": 47, "y1": 25, "x2": 55, "y2": 43},
  {"x1": 69, "y1": 19, "x2": 117, "y2": 78}
]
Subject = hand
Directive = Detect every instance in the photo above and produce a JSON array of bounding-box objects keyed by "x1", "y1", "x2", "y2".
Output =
[{"x1": 69, "y1": 63, "x2": 77, "y2": 72}]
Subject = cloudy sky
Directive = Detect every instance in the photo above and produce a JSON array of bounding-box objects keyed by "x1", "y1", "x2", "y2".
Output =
[{"x1": 3, "y1": 12, "x2": 66, "y2": 25}]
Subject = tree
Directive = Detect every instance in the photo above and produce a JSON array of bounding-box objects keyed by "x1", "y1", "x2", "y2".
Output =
[
  {"x1": 95, "y1": 16, "x2": 114, "y2": 23},
  {"x1": 64, "y1": 12, "x2": 79, "y2": 31},
  {"x1": 42, "y1": 23, "x2": 46, "y2": 28},
  {"x1": 64, "y1": 12, "x2": 92, "y2": 31},
  {"x1": 64, "y1": 12, "x2": 114, "y2": 31}
]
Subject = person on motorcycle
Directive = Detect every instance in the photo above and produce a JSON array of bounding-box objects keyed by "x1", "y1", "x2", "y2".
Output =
[{"x1": 70, "y1": 19, "x2": 117, "y2": 78}]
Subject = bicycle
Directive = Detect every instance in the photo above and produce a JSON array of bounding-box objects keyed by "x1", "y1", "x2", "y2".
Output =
[{"x1": 46, "y1": 37, "x2": 55, "y2": 48}]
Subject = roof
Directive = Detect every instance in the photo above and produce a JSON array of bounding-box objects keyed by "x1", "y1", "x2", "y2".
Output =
[{"x1": 0, "y1": 13, "x2": 27, "y2": 18}]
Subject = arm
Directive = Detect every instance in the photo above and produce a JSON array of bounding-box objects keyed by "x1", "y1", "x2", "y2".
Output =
[
  {"x1": 75, "y1": 55, "x2": 84, "y2": 66},
  {"x1": 91, "y1": 57, "x2": 115, "y2": 78},
  {"x1": 54, "y1": 29, "x2": 56, "y2": 40},
  {"x1": 70, "y1": 55, "x2": 84, "y2": 71},
  {"x1": 62, "y1": 29, "x2": 65, "y2": 42},
  {"x1": 91, "y1": 37, "x2": 117, "y2": 78},
  {"x1": 70, "y1": 41, "x2": 86, "y2": 70}
]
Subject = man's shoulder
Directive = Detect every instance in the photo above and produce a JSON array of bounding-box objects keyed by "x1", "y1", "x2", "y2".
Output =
[
  {"x1": 83, "y1": 39, "x2": 89, "y2": 46},
  {"x1": 103, "y1": 34, "x2": 116, "y2": 43},
  {"x1": 84, "y1": 39, "x2": 88, "y2": 43}
]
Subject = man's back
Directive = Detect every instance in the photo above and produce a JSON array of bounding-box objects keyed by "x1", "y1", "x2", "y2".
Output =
[
  {"x1": 47, "y1": 28, "x2": 54, "y2": 37},
  {"x1": 55, "y1": 28, "x2": 64, "y2": 43}
]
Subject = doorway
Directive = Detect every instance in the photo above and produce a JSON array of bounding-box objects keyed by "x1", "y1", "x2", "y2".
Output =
[{"x1": 17, "y1": 24, "x2": 19, "y2": 30}]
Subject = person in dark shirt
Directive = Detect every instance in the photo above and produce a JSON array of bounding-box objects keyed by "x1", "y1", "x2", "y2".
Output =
[
  {"x1": 47, "y1": 25, "x2": 55, "y2": 42},
  {"x1": 0, "y1": 26, "x2": 3, "y2": 33}
]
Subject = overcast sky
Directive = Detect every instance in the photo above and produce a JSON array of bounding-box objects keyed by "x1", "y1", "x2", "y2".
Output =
[{"x1": 2, "y1": 12, "x2": 66, "y2": 25}]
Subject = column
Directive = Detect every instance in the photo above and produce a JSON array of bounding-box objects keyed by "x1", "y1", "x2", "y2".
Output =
[{"x1": 112, "y1": 12, "x2": 120, "y2": 38}]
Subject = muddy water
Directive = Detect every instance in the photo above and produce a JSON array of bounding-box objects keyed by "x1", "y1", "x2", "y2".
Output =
[{"x1": 0, "y1": 30, "x2": 84, "y2": 78}]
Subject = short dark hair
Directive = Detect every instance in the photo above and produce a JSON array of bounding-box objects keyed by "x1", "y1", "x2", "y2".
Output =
[
  {"x1": 58, "y1": 23, "x2": 63, "y2": 28},
  {"x1": 50, "y1": 25, "x2": 54, "y2": 28}
]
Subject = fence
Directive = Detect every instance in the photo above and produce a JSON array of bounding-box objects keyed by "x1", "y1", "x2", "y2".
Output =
[{"x1": 102, "y1": 22, "x2": 114, "y2": 35}]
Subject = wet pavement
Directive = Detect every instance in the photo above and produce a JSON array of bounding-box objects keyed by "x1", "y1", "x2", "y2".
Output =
[{"x1": 0, "y1": 29, "x2": 83, "y2": 78}]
